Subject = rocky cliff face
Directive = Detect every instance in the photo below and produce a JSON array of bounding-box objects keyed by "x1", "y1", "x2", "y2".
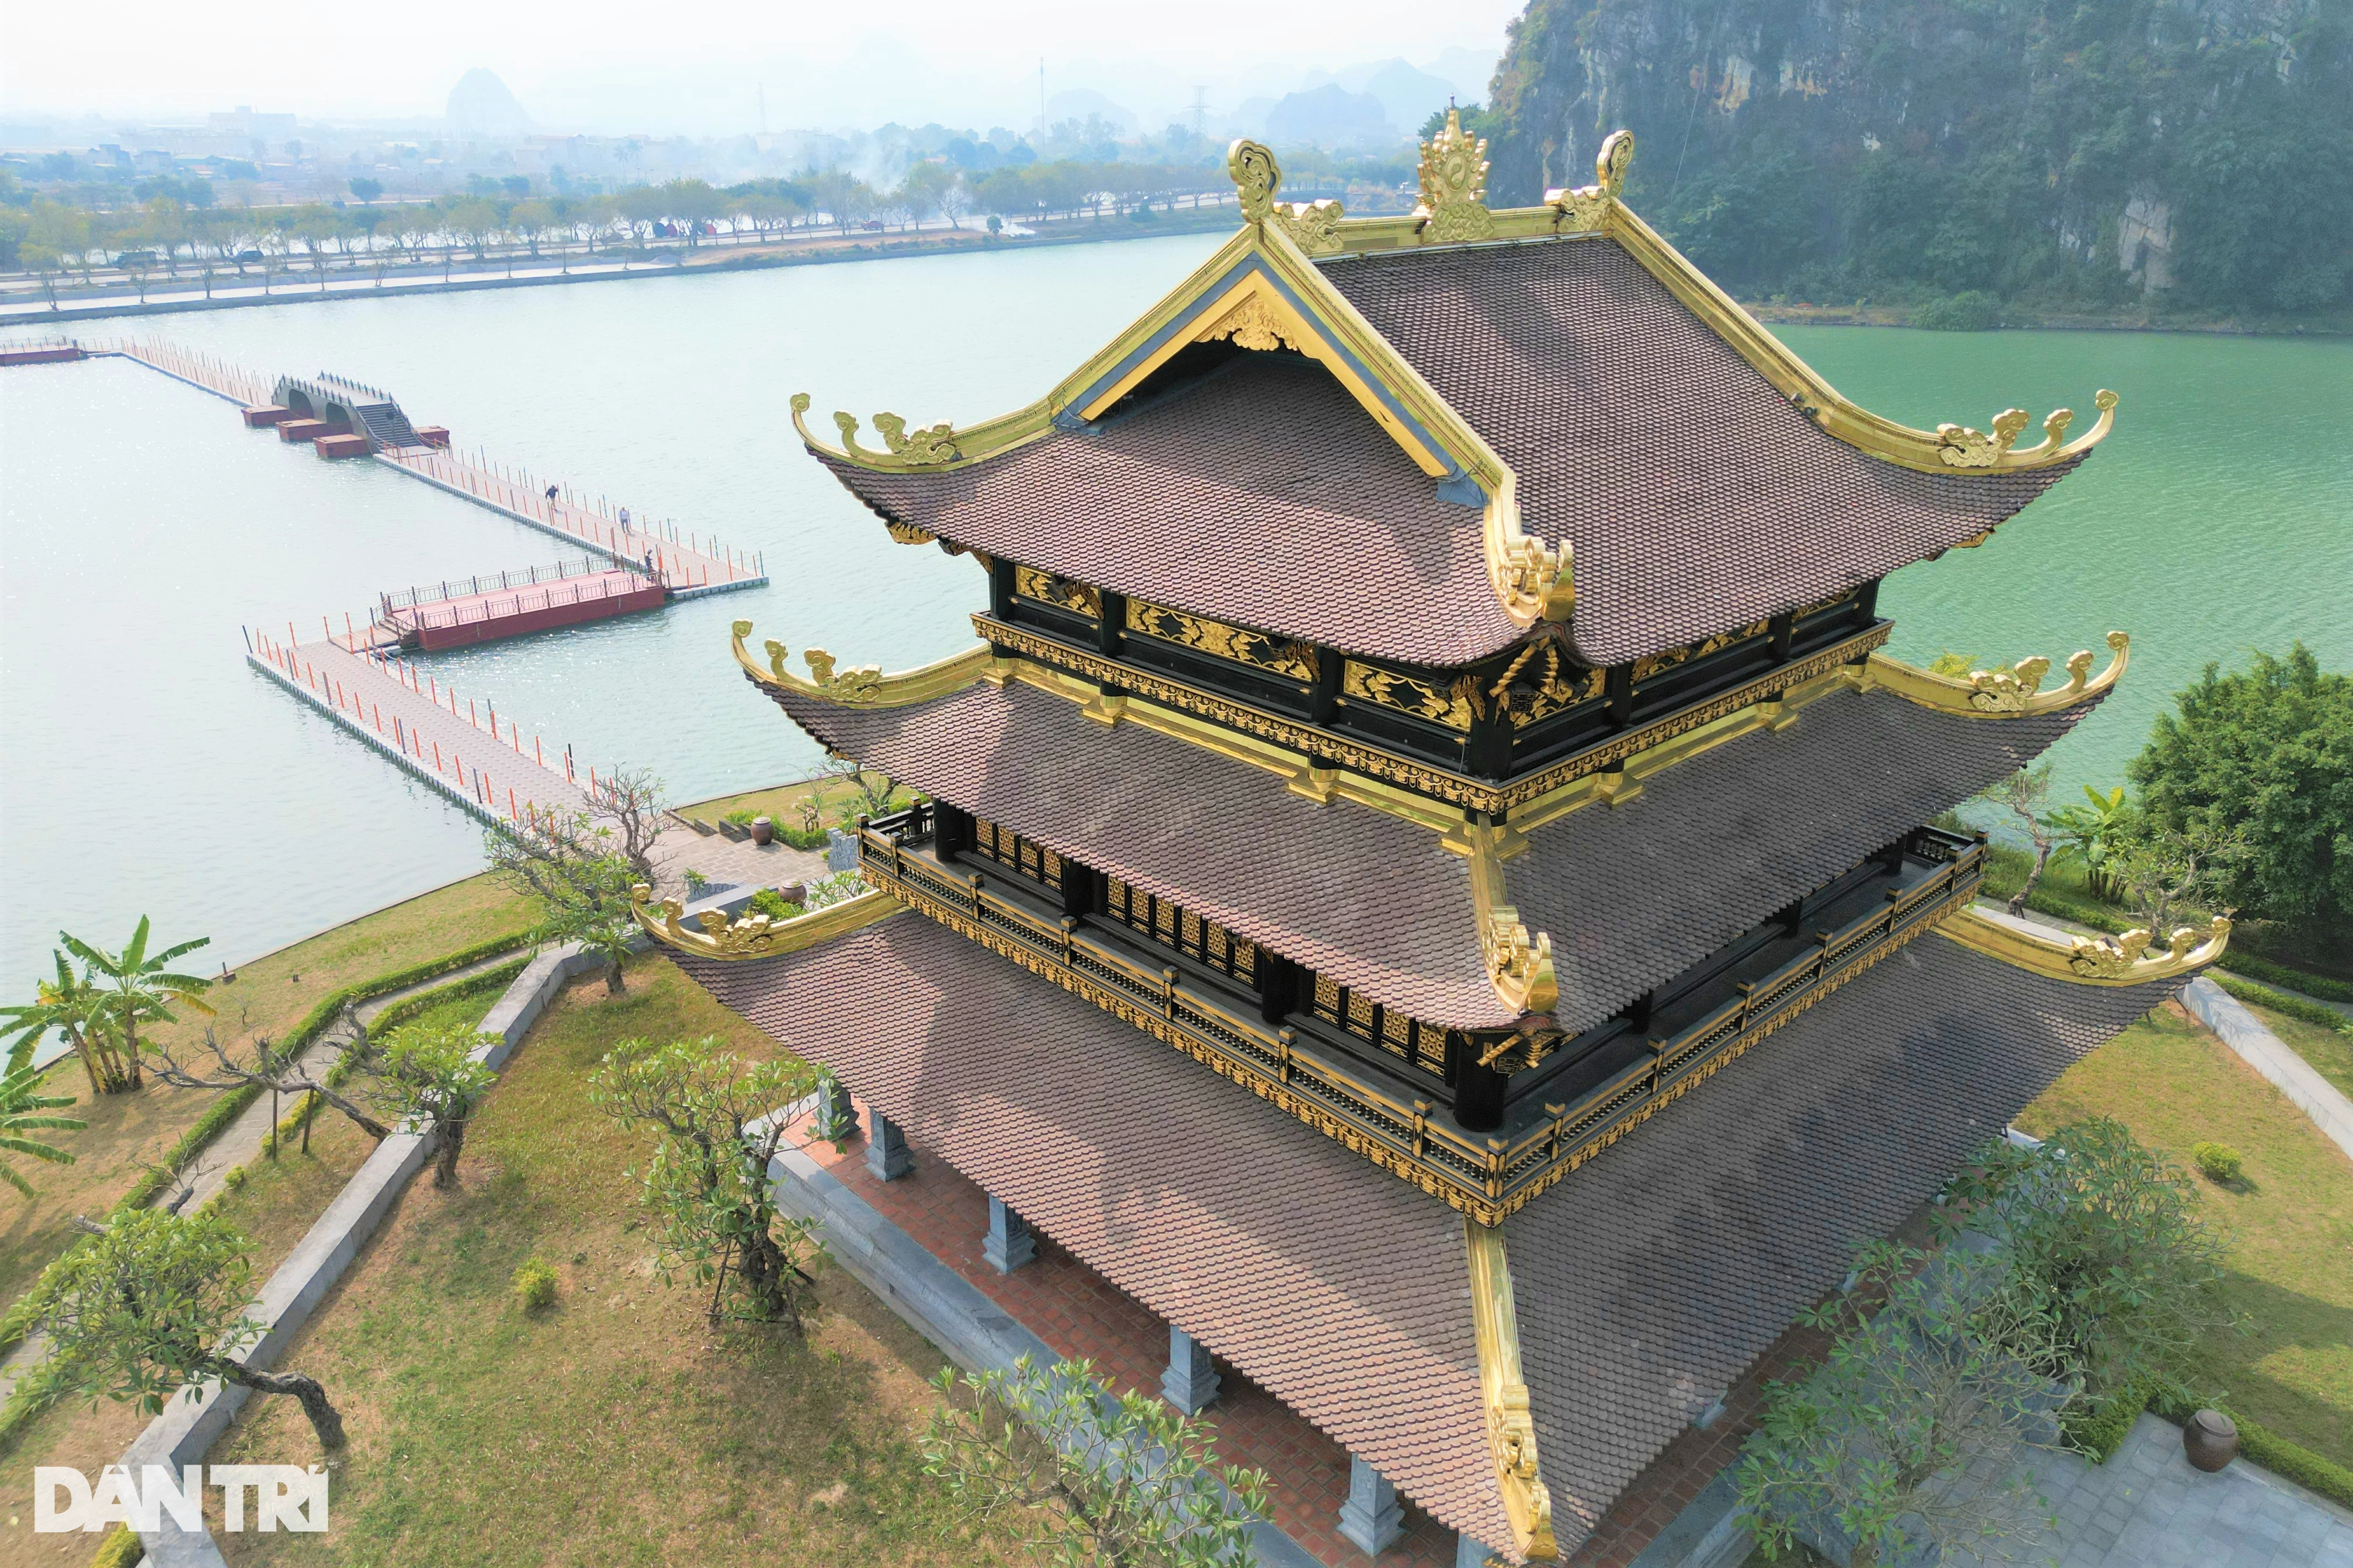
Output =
[{"x1": 1483, "y1": 0, "x2": 2352, "y2": 313}]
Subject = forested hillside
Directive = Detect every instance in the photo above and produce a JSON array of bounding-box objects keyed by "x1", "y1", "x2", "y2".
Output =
[{"x1": 1484, "y1": 0, "x2": 2353, "y2": 321}]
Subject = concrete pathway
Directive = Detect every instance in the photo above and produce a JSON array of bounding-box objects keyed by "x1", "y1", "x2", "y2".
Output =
[{"x1": 2182, "y1": 976, "x2": 2353, "y2": 1167}]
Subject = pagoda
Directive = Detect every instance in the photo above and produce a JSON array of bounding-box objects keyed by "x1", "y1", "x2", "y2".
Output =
[{"x1": 637, "y1": 116, "x2": 2230, "y2": 1564}]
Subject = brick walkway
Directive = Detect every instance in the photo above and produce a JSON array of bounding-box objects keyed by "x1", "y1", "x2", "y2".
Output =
[{"x1": 808, "y1": 1104, "x2": 1456, "y2": 1566}]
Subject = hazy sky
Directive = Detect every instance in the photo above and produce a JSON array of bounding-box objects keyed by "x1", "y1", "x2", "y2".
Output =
[{"x1": 1, "y1": 0, "x2": 1526, "y2": 131}]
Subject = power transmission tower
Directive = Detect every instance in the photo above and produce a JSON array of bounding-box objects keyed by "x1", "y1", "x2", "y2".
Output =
[{"x1": 1190, "y1": 86, "x2": 1207, "y2": 138}]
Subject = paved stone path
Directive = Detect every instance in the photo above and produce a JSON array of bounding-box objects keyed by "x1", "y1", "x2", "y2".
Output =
[{"x1": 1957, "y1": 1413, "x2": 2353, "y2": 1567}]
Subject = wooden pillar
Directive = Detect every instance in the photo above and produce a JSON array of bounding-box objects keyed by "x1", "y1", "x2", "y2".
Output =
[
  {"x1": 1309, "y1": 645, "x2": 1342, "y2": 725},
  {"x1": 1603, "y1": 662, "x2": 1634, "y2": 728},
  {"x1": 1095, "y1": 589, "x2": 1126, "y2": 657},
  {"x1": 988, "y1": 555, "x2": 1018, "y2": 621},
  {"x1": 1257, "y1": 953, "x2": 1302, "y2": 1027},
  {"x1": 1449, "y1": 1034, "x2": 1508, "y2": 1132},
  {"x1": 934, "y1": 802, "x2": 972, "y2": 857}
]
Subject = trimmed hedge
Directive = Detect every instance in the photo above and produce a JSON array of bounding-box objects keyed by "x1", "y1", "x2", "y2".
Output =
[
  {"x1": 2061, "y1": 1381, "x2": 2151, "y2": 1462},
  {"x1": 91, "y1": 1524, "x2": 145, "y2": 1567},
  {"x1": 2224, "y1": 952, "x2": 2353, "y2": 1006},
  {"x1": 266, "y1": 957, "x2": 533, "y2": 1148},
  {"x1": 2213, "y1": 974, "x2": 2353, "y2": 1035},
  {"x1": 2147, "y1": 1388, "x2": 2353, "y2": 1513},
  {"x1": 0, "y1": 928, "x2": 544, "y2": 1378}
]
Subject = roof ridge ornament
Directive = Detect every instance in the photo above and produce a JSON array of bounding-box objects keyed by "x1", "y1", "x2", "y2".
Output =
[
  {"x1": 629, "y1": 881, "x2": 902, "y2": 961},
  {"x1": 1938, "y1": 903, "x2": 2231, "y2": 986},
  {"x1": 1863, "y1": 631, "x2": 2129, "y2": 718},
  {"x1": 730, "y1": 619, "x2": 1001, "y2": 709},
  {"x1": 1415, "y1": 106, "x2": 1496, "y2": 245},
  {"x1": 1226, "y1": 139, "x2": 1345, "y2": 255},
  {"x1": 1936, "y1": 391, "x2": 2116, "y2": 469},
  {"x1": 1463, "y1": 822, "x2": 1559, "y2": 1016},
  {"x1": 1545, "y1": 129, "x2": 1632, "y2": 233},
  {"x1": 1464, "y1": 1222, "x2": 1559, "y2": 1562},
  {"x1": 790, "y1": 391, "x2": 963, "y2": 469}
]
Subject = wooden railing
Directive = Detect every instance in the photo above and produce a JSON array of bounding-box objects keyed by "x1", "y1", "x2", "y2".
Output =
[{"x1": 857, "y1": 815, "x2": 1984, "y2": 1223}]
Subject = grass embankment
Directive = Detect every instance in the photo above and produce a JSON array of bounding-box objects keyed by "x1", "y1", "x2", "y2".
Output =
[
  {"x1": 678, "y1": 773, "x2": 899, "y2": 833},
  {"x1": 0, "y1": 974, "x2": 519, "y2": 1559},
  {"x1": 206, "y1": 955, "x2": 1004, "y2": 1567},
  {"x1": 2244, "y1": 1000, "x2": 2353, "y2": 1103},
  {"x1": 2017, "y1": 1001, "x2": 2353, "y2": 1466},
  {"x1": 0, "y1": 875, "x2": 536, "y2": 1319}
]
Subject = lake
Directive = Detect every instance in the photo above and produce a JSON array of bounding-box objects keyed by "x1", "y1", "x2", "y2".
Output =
[{"x1": 2, "y1": 232, "x2": 2347, "y2": 1007}]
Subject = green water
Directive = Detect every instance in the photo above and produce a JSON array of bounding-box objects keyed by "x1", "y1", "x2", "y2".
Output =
[
  {"x1": 1789, "y1": 326, "x2": 2353, "y2": 804},
  {"x1": 1, "y1": 234, "x2": 2346, "y2": 1002}
]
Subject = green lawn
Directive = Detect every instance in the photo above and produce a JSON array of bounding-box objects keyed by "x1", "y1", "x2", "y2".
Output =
[
  {"x1": 2017, "y1": 1001, "x2": 2353, "y2": 1465},
  {"x1": 206, "y1": 955, "x2": 1012, "y2": 1567},
  {"x1": 0, "y1": 874, "x2": 538, "y2": 1322},
  {"x1": 1, "y1": 1110, "x2": 379, "y2": 1534}
]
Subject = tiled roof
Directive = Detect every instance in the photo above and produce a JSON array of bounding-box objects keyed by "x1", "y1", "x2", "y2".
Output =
[
  {"x1": 1507, "y1": 935, "x2": 2185, "y2": 1543},
  {"x1": 672, "y1": 904, "x2": 2184, "y2": 1558},
  {"x1": 1320, "y1": 242, "x2": 2084, "y2": 666},
  {"x1": 1515, "y1": 683, "x2": 2109, "y2": 1036},
  {"x1": 815, "y1": 353, "x2": 1522, "y2": 666},
  {"x1": 765, "y1": 676, "x2": 1511, "y2": 1028},
  {"x1": 675, "y1": 914, "x2": 1518, "y2": 1550},
  {"x1": 762, "y1": 672, "x2": 2100, "y2": 1036}
]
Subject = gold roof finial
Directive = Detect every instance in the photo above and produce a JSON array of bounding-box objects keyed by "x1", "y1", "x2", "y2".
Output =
[
  {"x1": 1595, "y1": 129, "x2": 1634, "y2": 196},
  {"x1": 1417, "y1": 105, "x2": 1495, "y2": 245},
  {"x1": 1228, "y1": 139, "x2": 1280, "y2": 224}
]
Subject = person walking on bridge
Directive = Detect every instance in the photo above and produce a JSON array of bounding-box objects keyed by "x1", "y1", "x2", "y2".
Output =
[{"x1": 544, "y1": 484, "x2": 558, "y2": 504}]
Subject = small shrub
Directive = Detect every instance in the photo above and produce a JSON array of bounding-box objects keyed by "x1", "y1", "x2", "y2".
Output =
[
  {"x1": 780, "y1": 825, "x2": 831, "y2": 850},
  {"x1": 682, "y1": 868, "x2": 711, "y2": 896},
  {"x1": 1915, "y1": 290, "x2": 2000, "y2": 330},
  {"x1": 747, "y1": 888, "x2": 806, "y2": 922},
  {"x1": 221, "y1": 1164, "x2": 248, "y2": 1191},
  {"x1": 2062, "y1": 1379, "x2": 2151, "y2": 1461},
  {"x1": 92, "y1": 1524, "x2": 145, "y2": 1567},
  {"x1": 721, "y1": 808, "x2": 758, "y2": 828},
  {"x1": 2192, "y1": 1141, "x2": 2243, "y2": 1184},
  {"x1": 513, "y1": 1258, "x2": 557, "y2": 1312}
]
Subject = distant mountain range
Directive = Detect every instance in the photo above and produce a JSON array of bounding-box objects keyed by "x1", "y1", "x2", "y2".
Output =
[{"x1": 488, "y1": 43, "x2": 1498, "y2": 148}]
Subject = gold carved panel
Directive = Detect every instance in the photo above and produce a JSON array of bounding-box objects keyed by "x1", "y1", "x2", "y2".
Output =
[
  {"x1": 1342, "y1": 659, "x2": 1478, "y2": 732},
  {"x1": 1014, "y1": 564, "x2": 1103, "y2": 619},
  {"x1": 1630, "y1": 618, "x2": 1771, "y2": 683},
  {"x1": 1125, "y1": 599, "x2": 1318, "y2": 683},
  {"x1": 1489, "y1": 637, "x2": 1606, "y2": 728}
]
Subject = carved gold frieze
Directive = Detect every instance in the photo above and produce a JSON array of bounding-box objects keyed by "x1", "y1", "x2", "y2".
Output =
[
  {"x1": 1630, "y1": 618, "x2": 1772, "y2": 683},
  {"x1": 1938, "y1": 904, "x2": 2231, "y2": 986},
  {"x1": 1201, "y1": 293, "x2": 1296, "y2": 352},
  {"x1": 1415, "y1": 107, "x2": 1496, "y2": 245},
  {"x1": 1013, "y1": 564, "x2": 1103, "y2": 618},
  {"x1": 970, "y1": 614, "x2": 1891, "y2": 818},
  {"x1": 1125, "y1": 599, "x2": 1318, "y2": 683},
  {"x1": 1343, "y1": 659, "x2": 1478, "y2": 732},
  {"x1": 1466, "y1": 1223, "x2": 1558, "y2": 1562},
  {"x1": 1864, "y1": 631, "x2": 2129, "y2": 718},
  {"x1": 885, "y1": 521, "x2": 938, "y2": 546},
  {"x1": 629, "y1": 881, "x2": 902, "y2": 961}
]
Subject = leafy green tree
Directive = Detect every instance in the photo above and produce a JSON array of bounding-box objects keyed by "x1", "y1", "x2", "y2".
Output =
[
  {"x1": 2127, "y1": 644, "x2": 2352, "y2": 946},
  {"x1": 2045, "y1": 785, "x2": 2135, "y2": 901},
  {"x1": 1942, "y1": 1118, "x2": 2236, "y2": 1403},
  {"x1": 0, "y1": 1044, "x2": 85, "y2": 1197},
  {"x1": 373, "y1": 1022, "x2": 497, "y2": 1188},
  {"x1": 486, "y1": 810, "x2": 637, "y2": 993},
  {"x1": 1, "y1": 949, "x2": 134, "y2": 1094},
  {"x1": 588, "y1": 1037, "x2": 827, "y2": 1331},
  {"x1": 922, "y1": 1354, "x2": 1271, "y2": 1567},
  {"x1": 39, "y1": 1209, "x2": 346, "y2": 1448},
  {"x1": 1739, "y1": 1242, "x2": 2065, "y2": 1568},
  {"x1": 348, "y1": 176, "x2": 383, "y2": 203},
  {"x1": 58, "y1": 917, "x2": 212, "y2": 1091}
]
